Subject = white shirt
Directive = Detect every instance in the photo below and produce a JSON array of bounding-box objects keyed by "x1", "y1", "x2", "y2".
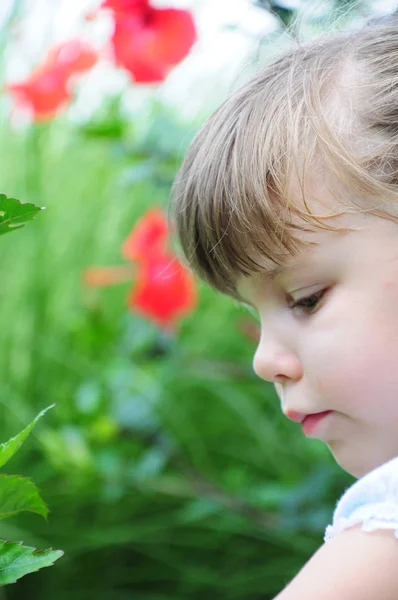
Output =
[{"x1": 324, "y1": 455, "x2": 398, "y2": 542}]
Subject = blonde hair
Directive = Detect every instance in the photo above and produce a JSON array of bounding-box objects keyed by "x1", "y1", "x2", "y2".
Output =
[{"x1": 170, "y1": 12, "x2": 398, "y2": 299}]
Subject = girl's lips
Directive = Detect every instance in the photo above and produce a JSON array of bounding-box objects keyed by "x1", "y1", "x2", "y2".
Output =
[
  {"x1": 285, "y1": 410, "x2": 307, "y2": 423},
  {"x1": 301, "y1": 411, "x2": 333, "y2": 436}
]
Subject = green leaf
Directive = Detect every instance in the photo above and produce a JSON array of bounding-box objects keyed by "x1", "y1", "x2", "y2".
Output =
[
  {"x1": 0, "y1": 475, "x2": 48, "y2": 520},
  {"x1": 0, "y1": 405, "x2": 54, "y2": 470},
  {"x1": 0, "y1": 540, "x2": 63, "y2": 586},
  {"x1": 0, "y1": 194, "x2": 43, "y2": 236}
]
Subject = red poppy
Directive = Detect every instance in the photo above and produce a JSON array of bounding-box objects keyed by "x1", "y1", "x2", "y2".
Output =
[
  {"x1": 128, "y1": 251, "x2": 197, "y2": 329},
  {"x1": 84, "y1": 208, "x2": 197, "y2": 329},
  {"x1": 85, "y1": 0, "x2": 147, "y2": 20},
  {"x1": 46, "y1": 40, "x2": 98, "y2": 77},
  {"x1": 8, "y1": 39, "x2": 97, "y2": 122},
  {"x1": 110, "y1": 5, "x2": 197, "y2": 83},
  {"x1": 122, "y1": 207, "x2": 169, "y2": 261},
  {"x1": 8, "y1": 67, "x2": 71, "y2": 121},
  {"x1": 101, "y1": 0, "x2": 149, "y2": 12}
]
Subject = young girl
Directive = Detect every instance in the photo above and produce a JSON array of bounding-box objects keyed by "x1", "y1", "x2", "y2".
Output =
[{"x1": 170, "y1": 10, "x2": 398, "y2": 600}]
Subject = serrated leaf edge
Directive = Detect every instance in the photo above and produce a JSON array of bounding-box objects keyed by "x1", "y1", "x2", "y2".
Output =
[
  {"x1": 0, "y1": 474, "x2": 49, "y2": 520},
  {"x1": 0, "y1": 540, "x2": 63, "y2": 584}
]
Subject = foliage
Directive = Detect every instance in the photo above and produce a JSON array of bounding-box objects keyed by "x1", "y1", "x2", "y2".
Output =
[
  {"x1": 0, "y1": 195, "x2": 43, "y2": 236},
  {"x1": 0, "y1": 105, "x2": 351, "y2": 599},
  {"x1": 0, "y1": 195, "x2": 62, "y2": 585},
  {"x1": 0, "y1": 0, "x2": 376, "y2": 597},
  {"x1": 0, "y1": 541, "x2": 61, "y2": 587},
  {"x1": 0, "y1": 406, "x2": 63, "y2": 585}
]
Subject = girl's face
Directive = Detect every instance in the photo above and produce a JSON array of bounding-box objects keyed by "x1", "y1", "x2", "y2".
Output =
[{"x1": 238, "y1": 201, "x2": 398, "y2": 478}]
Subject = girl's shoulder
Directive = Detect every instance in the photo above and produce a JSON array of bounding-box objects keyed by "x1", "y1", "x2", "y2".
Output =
[{"x1": 325, "y1": 455, "x2": 398, "y2": 542}]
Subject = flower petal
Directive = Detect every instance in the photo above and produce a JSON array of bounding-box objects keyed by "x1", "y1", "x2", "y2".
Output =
[
  {"x1": 128, "y1": 252, "x2": 197, "y2": 328},
  {"x1": 110, "y1": 6, "x2": 197, "y2": 83},
  {"x1": 101, "y1": 0, "x2": 149, "y2": 12},
  {"x1": 122, "y1": 208, "x2": 169, "y2": 261},
  {"x1": 8, "y1": 39, "x2": 98, "y2": 122},
  {"x1": 8, "y1": 68, "x2": 71, "y2": 121},
  {"x1": 46, "y1": 40, "x2": 98, "y2": 76}
]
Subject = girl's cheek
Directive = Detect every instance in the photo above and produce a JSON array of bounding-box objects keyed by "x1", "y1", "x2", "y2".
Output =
[
  {"x1": 307, "y1": 327, "x2": 374, "y2": 406},
  {"x1": 316, "y1": 324, "x2": 398, "y2": 417}
]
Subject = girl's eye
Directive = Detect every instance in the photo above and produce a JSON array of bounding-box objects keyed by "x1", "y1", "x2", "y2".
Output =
[{"x1": 288, "y1": 289, "x2": 326, "y2": 314}]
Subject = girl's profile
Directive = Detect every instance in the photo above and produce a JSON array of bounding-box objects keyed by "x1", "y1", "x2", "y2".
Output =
[{"x1": 171, "y1": 9, "x2": 398, "y2": 600}]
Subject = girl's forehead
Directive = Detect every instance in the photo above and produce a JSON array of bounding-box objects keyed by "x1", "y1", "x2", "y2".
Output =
[
  {"x1": 284, "y1": 169, "x2": 373, "y2": 240},
  {"x1": 236, "y1": 212, "x2": 365, "y2": 299},
  {"x1": 238, "y1": 210, "x2": 398, "y2": 303},
  {"x1": 236, "y1": 242, "x2": 319, "y2": 298},
  {"x1": 287, "y1": 173, "x2": 351, "y2": 224}
]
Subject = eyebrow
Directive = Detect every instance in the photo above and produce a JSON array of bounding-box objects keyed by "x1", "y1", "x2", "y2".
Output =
[
  {"x1": 264, "y1": 255, "x2": 305, "y2": 280},
  {"x1": 236, "y1": 254, "x2": 313, "y2": 303}
]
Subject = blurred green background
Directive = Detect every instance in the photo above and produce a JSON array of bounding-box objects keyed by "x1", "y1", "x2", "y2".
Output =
[{"x1": 0, "y1": 0, "x2": 386, "y2": 597}]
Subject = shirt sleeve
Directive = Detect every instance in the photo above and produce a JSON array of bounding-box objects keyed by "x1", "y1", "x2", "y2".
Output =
[{"x1": 324, "y1": 455, "x2": 398, "y2": 543}]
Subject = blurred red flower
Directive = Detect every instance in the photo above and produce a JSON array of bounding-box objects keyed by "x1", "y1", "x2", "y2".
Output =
[
  {"x1": 84, "y1": 207, "x2": 197, "y2": 330},
  {"x1": 122, "y1": 207, "x2": 169, "y2": 261},
  {"x1": 128, "y1": 251, "x2": 197, "y2": 330},
  {"x1": 101, "y1": 0, "x2": 149, "y2": 11},
  {"x1": 46, "y1": 39, "x2": 98, "y2": 77},
  {"x1": 8, "y1": 68, "x2": 72, "y2": 121},
  {"x1": 85, "y1": 0, "x2": 148, "y2": 20},
  {"x1": 8, "y1": 39, "x2": 98, "y2": 121},
  {"x1": 108, "y1": 3, "x2": 197, "y2": 83}
]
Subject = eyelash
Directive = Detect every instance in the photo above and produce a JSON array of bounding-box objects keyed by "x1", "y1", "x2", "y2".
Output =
[{"x1": 288, "y1": 289, "x2": 326, "y2": 314}]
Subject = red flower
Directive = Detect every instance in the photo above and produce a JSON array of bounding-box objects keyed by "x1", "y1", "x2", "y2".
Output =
[
  {"x1": 109, "y1": 4, "x2": 197, "y2": 83},
  {"x1": 122, "y1": 207, "x2": 169, "y2": 261},
  {"x1": 8, "y1": 67, "x2": 72, "y2": 121},
  {"x1": 84, "y1": 207, "x2": 197, "y2": 330},
  {"x1": 8, "y1": 39, "x2": 97, "y2": 122},
  {"x1": 101, "y1": 0, "x2": 149, "y2": 12},
  {"x1": 46, "y1": 40, "x2": 98, "y2": 77},
  {"x1": 85, "y1": 0, "x2": 147, "y2": 20},
  {"x1": 128, "y1": 252, "x2": 197, "y2": 329}
]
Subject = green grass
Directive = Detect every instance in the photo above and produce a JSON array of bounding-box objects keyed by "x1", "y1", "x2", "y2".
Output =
[{"x1": 0, "y1": 113, "x2": 350, "y2": 599}]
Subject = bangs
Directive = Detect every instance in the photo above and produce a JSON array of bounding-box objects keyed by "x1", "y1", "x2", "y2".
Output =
[
  {"x1": 171, "y1": 52, "x2": 337, "y2": 298},
  {"x1": 170, "y1": 27, "x2": 398, "y2": 299}
]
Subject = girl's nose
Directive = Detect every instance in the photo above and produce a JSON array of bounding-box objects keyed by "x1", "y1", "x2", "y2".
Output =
[{"x1": 252, "y1": 339, "x2": 303, "y2": 383}]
